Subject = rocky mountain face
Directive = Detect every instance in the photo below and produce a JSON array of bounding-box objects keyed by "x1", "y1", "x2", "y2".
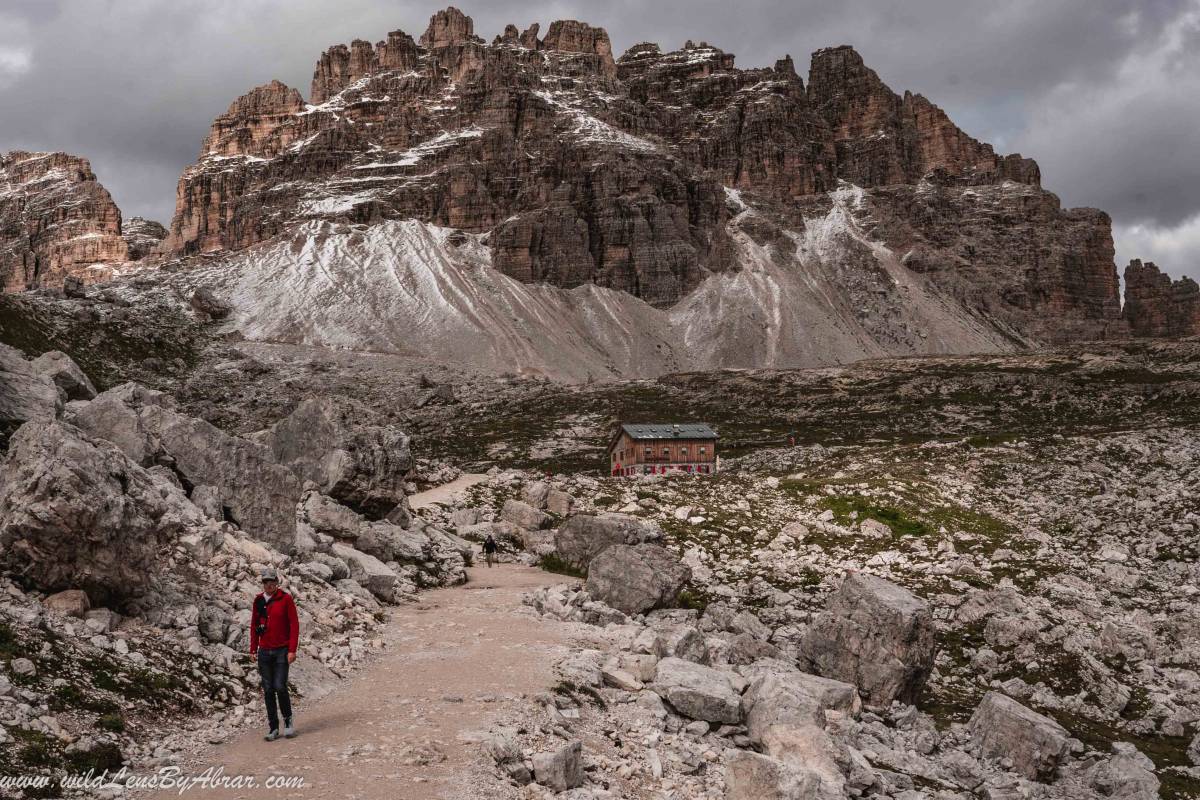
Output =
[
  {"x1": 0, "y1": 152, "x2": 130, "y2": 292},
  {"x1": 0, "y1": 152, "x2": 168, "y2": 293},
  {"x1": 121, "y1": 216, "x2": 168, "y2": 260},
  {"x1": 1122, "y1": 259, "x2": 1200, "y2": 338},
  {"x1": 150, "y1": 4, "x2": 1188, "y2": 359},
  {"x1": 3, "y1": 6, "x2": 1196, "y2": 378}
]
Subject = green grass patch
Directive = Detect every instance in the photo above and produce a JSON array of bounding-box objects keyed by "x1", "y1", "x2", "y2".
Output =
[
  {"x1": 11, "y1": 728, "x2": 59, "y2": 769},
  {"x1": 95, "y1": 712, "x2": 126, "y2": 733},
  {"x1": 0, "y1": 621, "x2": 24, "y2": 660},
  {"x1": 822, "y1": 495, "x2": 930, "y2": 538},
  {"x1": 49, "y1": 684, "x2": 120, "y2": 714},
  {"x1": 676, "y1": 589, "x2": 710, "y2": 612}
]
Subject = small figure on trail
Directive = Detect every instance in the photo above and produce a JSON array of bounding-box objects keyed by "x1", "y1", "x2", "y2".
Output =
[
  {"x1": 483, "y1": 534, "x2": 498, "y2": 567},
  {"x1": 249, "y1": 567, "x2": 300, "y2": 741}
]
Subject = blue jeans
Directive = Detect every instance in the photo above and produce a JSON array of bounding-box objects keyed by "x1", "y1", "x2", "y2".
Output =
[{"x1": 257, "y1": 647, "x2": 292, "y2": 731}]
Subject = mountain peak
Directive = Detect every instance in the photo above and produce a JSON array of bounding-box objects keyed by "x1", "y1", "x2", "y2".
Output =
[{"x1": 420, "y1": 6, "x2": 476, "y2": 49}]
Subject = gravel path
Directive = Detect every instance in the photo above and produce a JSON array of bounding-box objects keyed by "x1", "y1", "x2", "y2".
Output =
[
  {"x1": 148, "y1": 565, "x2": 578, "y2": 799},
  {"x1": 408, "y1": 473, "x2": 490, "y2": 510}
]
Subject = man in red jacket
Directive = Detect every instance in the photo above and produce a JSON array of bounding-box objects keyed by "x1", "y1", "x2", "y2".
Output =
[{"x1": 249, "y1": 567, "x2": 299, "y2": 741}]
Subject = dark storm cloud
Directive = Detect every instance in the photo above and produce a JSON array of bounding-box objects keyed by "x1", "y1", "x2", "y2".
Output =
[{"x1": 0, "y1": 0, "x2": 1196, "y2": 278}]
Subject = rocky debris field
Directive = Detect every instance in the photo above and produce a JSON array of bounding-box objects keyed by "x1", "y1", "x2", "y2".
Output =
[
  {"x1": 415, "y1": 427, "x2": 1200, "y2": 798},
  {"x1": 402, "y1": 347, "x2": 1200, "y2": 799},
  {"x1": 0, "y1": 343, "x2": 474, "y2": 794},
  {"x1": 2, "y1": 312, "x2": 1199, "y2": 798}
]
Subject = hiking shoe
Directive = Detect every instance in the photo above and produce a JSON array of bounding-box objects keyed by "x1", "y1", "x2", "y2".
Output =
[
  {"x1": 283, "y1": 718, "x2": 296, "y2": 738},
  {"x1": 264, "y1": 729, "x2": 280, "y2": 741}
]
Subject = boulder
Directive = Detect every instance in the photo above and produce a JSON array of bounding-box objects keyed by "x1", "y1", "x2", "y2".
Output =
[
  {"x1": 501, "y1": 499, "x2": 550, "y2": 530},
  {"x1": 741, "y1": 667, "x2": 861, "y2": 742},
  {"x1": 634, "y1": 623, "x2": 709, "y2": 664},
  {"x1": 719, "y1": 633, "x2": 783, "y2": 666},
  {"x1": 968, "y1": 692, "x2": 1071, "y2": 781},
  {"x1": 522, "y1": 481, "x2": 551, "y2": 508},
  {"x1": 0, "y1": 421, "x2": 208, "y2": 598},
  {"x1": 798, "y1": 572, "x2": 935, "y2": 705},
  {"x1": 450, "y1": 507, "x2": 481, "y2": 527},
  {"x1": 296, "y1": 489, "x2": 367, "y2": 542},
  {"x1": 1086, "y1": 742, "x2": 1160, "y2": 800},
  {"x1": 651, "y1": 657, "x2": 742, "y2": 723},
  {"x1": 264, "y1": 397, "x2": 411, "y2": 519},
  {"x1": 726, "y1": 750, "x2": 837, "y2": 800},
  {"x1": 553, "y1": 513, "x2": 661, "y2": 571},
  {"x1": 545, "y1": 488, "x2": 574, "y2": 517},
  {"x1": 330, "y1": 542, "x2": 403, "y2": 603},
  {"x1": 585, "y1": 544, "x2": 690, "y2": 616},
  {"x1": 143, "y1": 404, "x2": 303, "y2": 548},
  {"x1": 735, "y1": 664, "x2": 858, "y2": 798},
  {"x1": 84, "y1": 608, "x2": 120, "y2": 633},
  {"x1": 601, "y1": 662, "x2": 643, "y2": 691},
  {"x1": 30, "y1": 351, "x2": 96, "y2": 401},
  {"x1": 300, "y1": 491, "x2": 469, "y2": 584},
  {"x1": 482, "y1": 727, "x2": 530, "y2": 784},
  {"x1": 859, "y1": 518, "x2": 892, "y2": 539},
  {"x1": 198, "y1": 606, "x2": 229, "y2": 643},
  {"x1": 532, "y1": 739, "x2": 584, "y2": 792},
  {"x1": 190, "y1": 286, "x2": 232, "y2": 318},
  {"x1": 556, "y1": 649, "x2": 605, "y2": 688},
  {"x1": 701, "y1": 603, "x2": 772, "y2": 640},
  {"x1": 66, "y1": 382, "x2": 168, "y2": 465},
  {"x1": 43, "y1": 589, "x2": 90, "y2": 617},
  {"x1": 0, "y1": 343, "x2": 60, "y2": 433}
]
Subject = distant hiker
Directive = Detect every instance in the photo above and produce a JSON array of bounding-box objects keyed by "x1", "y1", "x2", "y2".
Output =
[
  {"x1": 250, "y1": 567, "x2": 299, "y2": 741},
  {"x1": 483, "y1": 534, "x2": 498, "y2": 567}
]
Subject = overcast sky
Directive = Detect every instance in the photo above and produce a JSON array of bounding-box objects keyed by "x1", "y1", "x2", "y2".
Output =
[{"x1": 1, "y1": 0, "x2": 1196, "y2": 281}]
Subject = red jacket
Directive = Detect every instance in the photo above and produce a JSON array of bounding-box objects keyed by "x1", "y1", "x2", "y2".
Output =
[{"x1": 249, "y1": 590, "x2": 299, "y2": 654}]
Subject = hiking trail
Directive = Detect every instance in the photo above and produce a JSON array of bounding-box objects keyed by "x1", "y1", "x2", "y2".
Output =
[{"x1": 148, "y1": 565, "x2": 578, "y2": 799}]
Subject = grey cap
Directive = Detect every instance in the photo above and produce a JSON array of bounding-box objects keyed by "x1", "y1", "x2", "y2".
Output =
[{"x1": 259, "y1": 567, "x2": 279, "y2": 581}]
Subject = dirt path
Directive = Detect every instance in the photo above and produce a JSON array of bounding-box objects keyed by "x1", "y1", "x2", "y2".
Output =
[
  {"x1": 150, "y1": 565, "x2": 577, "y2": 799},
  {"x1": 408, "y1": 473, "x2": 490, "y2": 510}
]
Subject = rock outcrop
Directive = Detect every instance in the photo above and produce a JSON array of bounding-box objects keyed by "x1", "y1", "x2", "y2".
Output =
[
  {"x1": 0, "y1": 421, "x2": 211, "y2": 598},
  {"x1": 30, "y1": 350, "x2": 97, "y2": 401},
  {"x1": 9, "y1": 3, "x2": 1198, "y2": 394},
  {"x1": 1122, "y1": 259, "x2": 1200, "y2": 338},
  {"x1": 264, "y1": 397, "x2": 412, "y2": 519},
  {"x1": 806, "y1": 46, "x2": 1038, "y2": 187},
  {"x1": 121, "y1": 217, "x2": 168, "y2": 260},
  {"x1": 0, "y1": 151, "x2": 129, "y2": 292},
  {"x1": 69, "y1": 383, "x2": 304, "y2": 549}
]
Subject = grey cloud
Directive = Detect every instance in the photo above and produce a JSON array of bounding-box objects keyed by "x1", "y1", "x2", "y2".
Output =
[{"x1": 0, "y1": 0, "x2": 1196, "y2": 280}]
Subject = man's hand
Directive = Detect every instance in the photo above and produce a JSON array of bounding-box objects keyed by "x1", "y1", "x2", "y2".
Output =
[
  {"x1": 250, "y1": 649, "x2": 257, "y2": 657},
  {"x1": 287, "y1": 652, "x2": 296, "y2": 664}
]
